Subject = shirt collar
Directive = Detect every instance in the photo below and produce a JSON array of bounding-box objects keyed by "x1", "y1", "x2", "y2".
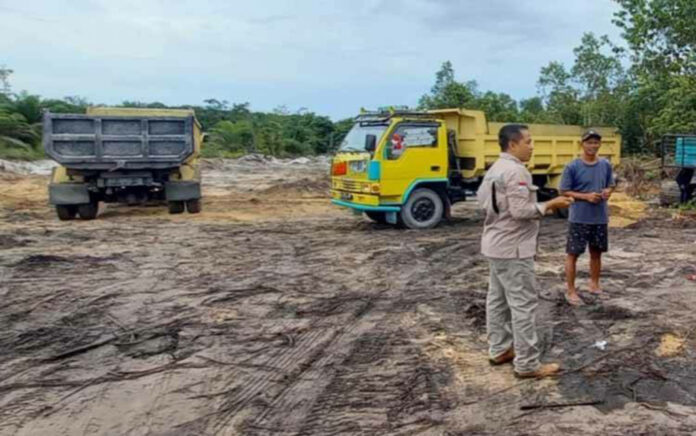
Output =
[{"x1": 500, "y1": 152, "x2": 522, "y2": 164}]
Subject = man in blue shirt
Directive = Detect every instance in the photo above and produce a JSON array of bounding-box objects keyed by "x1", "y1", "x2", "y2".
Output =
[{"x1": 559, "y1": 130, "x2": 616, "y2": 306}]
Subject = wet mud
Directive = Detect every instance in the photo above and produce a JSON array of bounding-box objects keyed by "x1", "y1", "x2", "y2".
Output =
[{"x1": 1, "y1": 158, "x2": 696, "y2": 435}]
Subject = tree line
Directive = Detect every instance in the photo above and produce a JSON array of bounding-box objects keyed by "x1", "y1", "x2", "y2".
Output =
[{"x1": 1, "y1": 0, "x2": 694, "y2": 159}]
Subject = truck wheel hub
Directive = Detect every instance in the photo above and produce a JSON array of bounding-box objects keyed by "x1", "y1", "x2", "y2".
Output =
[{"x1": 412, "y1": 199, "x2": 435, "y2": 222}]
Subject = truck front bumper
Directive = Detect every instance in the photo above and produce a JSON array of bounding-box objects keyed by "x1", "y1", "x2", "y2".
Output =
[{"x1": 330, "y1": 190, "x2": 400, "y2": 212}]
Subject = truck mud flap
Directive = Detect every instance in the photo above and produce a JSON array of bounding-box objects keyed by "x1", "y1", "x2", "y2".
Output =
[
  {"x1": 165, "y1": 181, "x2": 201, "y2": 201},
  {"x1": 49, "y1": 183, "x2": 90, "y2": 205}
]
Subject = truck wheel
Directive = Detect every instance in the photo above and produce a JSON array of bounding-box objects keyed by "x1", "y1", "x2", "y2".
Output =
[
  {"x1": 78, "y1": 202, "x2": 99, "y2": 220},
  {"x1": 660, "y1": 180, "x2": 681, "y2": 206},
  {"x1": 168, "y1": 201, "x2": 185, "y2": 214},
  {"x1": 56, "y1": 205, "x2": 77, "y2": 221},
  {"x1": 365, "y1": 211, "x2": 387, "y2": 224},
  {"x1": 186, "y1": 199, "x2": 202, "y2": 214},
  {"x1": 400, "y1": 188, "x2": 443, "y2": 229}
]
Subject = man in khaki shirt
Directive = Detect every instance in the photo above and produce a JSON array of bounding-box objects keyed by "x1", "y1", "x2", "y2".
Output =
[{"x1": 477, "y1": 124, "x2": 573, "y2": 378}]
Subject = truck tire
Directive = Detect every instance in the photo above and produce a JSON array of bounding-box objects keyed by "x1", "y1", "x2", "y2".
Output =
[
  {"x1": 400, "y1": 188, "x2": 443, "y2": 229},
  {"x1": 365, "y1": 211, "x2": 387, "y2": 224},
  {"x1": 56, "y1": 205, "x2": 77, "y2": 221},
  {"x1": 186, "y1": 199, "x2": 202, "y2": 214},
  {"x1": 168, "y1": 201, "x2": 185, "y2": 214},
  {"x1": 659, "y1": 180, "x2": 681, "y2": 207},
  {"x1": 78, "y1": 202, "x2": 99, "y2": 220}
]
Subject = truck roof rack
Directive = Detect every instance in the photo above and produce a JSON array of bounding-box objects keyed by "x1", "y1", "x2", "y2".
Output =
[{"x1": 356, "y1": 107, "x2": 433, "y2": 122}]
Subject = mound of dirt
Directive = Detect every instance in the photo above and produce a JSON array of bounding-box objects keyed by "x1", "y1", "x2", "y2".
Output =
[
  {"x1": 609, "y1": 192, "x2": 648, "y2": 228},
  {"x1": 260, "y1": 177, "x2": 330, "y2": 196}
]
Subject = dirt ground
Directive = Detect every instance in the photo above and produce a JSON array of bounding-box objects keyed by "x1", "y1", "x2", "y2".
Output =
[{"x1": 1, "y1": 157, "x2": 696, "y2": 435}]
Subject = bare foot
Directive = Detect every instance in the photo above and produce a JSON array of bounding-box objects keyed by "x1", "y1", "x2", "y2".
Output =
[
  {"x1": 564, "y1": 291, "x2": 583, "y2": 306},
  {"x1": 588, "y1": 284, "x2": 602, "y2": 295}
]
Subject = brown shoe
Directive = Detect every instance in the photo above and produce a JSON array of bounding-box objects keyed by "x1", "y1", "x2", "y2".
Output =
[
  {"x1": 515, "y1": 363, "x2": 560, "y2": 379},
  {"x1": 489, "y1": 348, "x2": 515, "y2": 366}
]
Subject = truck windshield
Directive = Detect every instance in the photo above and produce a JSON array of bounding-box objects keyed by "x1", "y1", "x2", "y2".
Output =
[{"x1": 338, "y1": 123, "x2": 388, "y2": 152}]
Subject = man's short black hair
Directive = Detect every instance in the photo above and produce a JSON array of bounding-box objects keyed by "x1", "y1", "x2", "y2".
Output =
[{"x1": 498, "y1": 124, "x2": 529, "y2": 151}]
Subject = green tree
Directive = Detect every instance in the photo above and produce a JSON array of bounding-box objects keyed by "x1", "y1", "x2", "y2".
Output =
[
  {"x1": 42, "y1": 96, "x2": 89, "y2": 114},
  {"x1": 419, "y1": 61, "x2": 478, "y2": 109},
  {"x1": 121, "y1": 101, "x2": 167, "y2": 109},
  {"x1": 538, "y1": 62, "x2": 582, "y2": 124},
  {"x1": 11, "y1": 92, "x2": 43, "y2": 124},
  {"x1": 254, "y1": 117, "x2": 283, "y2": 156},
  {"x1": 651, "y1": 75, "x2": 696, "y2": 134},
  {"x1": 330, "y1": 118, "x2": 354, "y2": 152},
  {"x1": 476, "y1": 91, "x2": 519, "y2": 122},
  {"x1": 0, "y1": 111, "x2": 40, "y2": 152},
  {"x1": 206, "y1": 120, "x2": 255, "y2": 156},
  {"x1": 614, "y1": 0, "x2": 696, "y2": 76},
  {"x1": 519, "y1": 97, "x2": 549, "y2": 123},
  {"x1": 0, "y1": 65, "x2": 12, "y2": 96},
  {"x1": 613, "y1": 0, "x2": 696, "y2": 145},
  {"x1": 571, "y1": 34, "x2": 625, "y2": 99},
  {"x1": 570, "y1": 33, "x2": 627, "y2": 127}
]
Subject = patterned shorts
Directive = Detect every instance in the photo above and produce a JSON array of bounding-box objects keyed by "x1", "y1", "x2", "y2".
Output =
[{"x1": 566, "y1": 223, "x2": 608, "y2": 255}]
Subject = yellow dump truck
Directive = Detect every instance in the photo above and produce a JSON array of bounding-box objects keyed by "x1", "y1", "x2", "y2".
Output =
[
  {"x1": 331, "y1": 108, "x2": 621, "y2": 229},
  {"x1": 44, "y1": 107, "x2": 203, "y2": 220}
]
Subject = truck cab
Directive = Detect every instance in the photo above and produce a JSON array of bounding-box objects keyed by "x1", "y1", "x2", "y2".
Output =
[{"x1": 331, "y1": 110, "x2": 450, "y2": 229}]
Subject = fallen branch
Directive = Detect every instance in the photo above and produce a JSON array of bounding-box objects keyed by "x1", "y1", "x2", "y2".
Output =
[
  {"x1": 43, "y1": 335, "x2": 117, "y2": 362},
  {"x1": 459, "y1": 380, "x2": 533, "y2": 406},
  {"x1": 520, "y1": 399, "x2": 603, "y2": 411},
  {"x1": 562, "y1": 343, "x2": 646, "y2": 375}
]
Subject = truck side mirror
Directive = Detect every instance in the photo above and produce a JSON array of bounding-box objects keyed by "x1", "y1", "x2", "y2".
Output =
[{"x1": 365, "y1": 134, "x2": 377, "y2": 152}]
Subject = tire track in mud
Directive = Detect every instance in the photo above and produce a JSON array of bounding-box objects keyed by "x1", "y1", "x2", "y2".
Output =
[
  {"x1": 239, "y1": 295, "x2": 386, "y2": 435},
  {"x1": 198, "y1": 293, "x2": 392, "y2": 432},
  {"x1": 151, "y1": 226, "x2": 379, "y2": 434},
  {"x1": 240, "y1": 232, "x2": 475, "y2": 435},
  {"x1": 171, "y1": 223, "x2": 470, "y2": 435},
  {"x1": 292, "y1": 328, "x2": 448, "y2": 436}
]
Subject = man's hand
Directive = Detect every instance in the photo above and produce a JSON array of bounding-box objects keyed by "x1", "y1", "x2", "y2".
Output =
[
  {"x1": 601, "y1": 189, "x2": 613, "y2": 201},
  {"x1": 546, "y1": 195, "x2": 574, "y2": 211},
  {"x1": 584, "y1": 192, "x2": 603, "y2": 204}
]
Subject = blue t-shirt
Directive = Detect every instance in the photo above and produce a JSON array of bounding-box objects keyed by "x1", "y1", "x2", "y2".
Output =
[{"x1": 559, "y1": 158, "x2": 615, "y2": 225}]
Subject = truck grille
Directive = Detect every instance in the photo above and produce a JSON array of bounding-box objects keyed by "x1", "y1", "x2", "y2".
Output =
[{"x1": 338, "y1": 179, "x2": 363, "y2": 192}]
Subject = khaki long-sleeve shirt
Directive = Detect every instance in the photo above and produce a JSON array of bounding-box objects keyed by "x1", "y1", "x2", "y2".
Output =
[{"x1": 477, "y1": 153, "x2": 546, "y2": 259}]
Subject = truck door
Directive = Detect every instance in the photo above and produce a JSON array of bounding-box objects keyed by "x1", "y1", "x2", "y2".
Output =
[{"x1": 379, "y1": 122, "x2": 447, "y2": 201}]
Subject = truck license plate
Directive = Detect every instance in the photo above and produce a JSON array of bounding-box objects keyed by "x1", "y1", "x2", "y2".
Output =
[{"x1": 340, "y1": 192, "x2": 353, "y2": 201}]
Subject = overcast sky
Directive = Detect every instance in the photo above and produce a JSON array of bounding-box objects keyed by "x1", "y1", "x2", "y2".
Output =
[{"x1": 1, "y1": 0, "x2": 623, "y2": 120}]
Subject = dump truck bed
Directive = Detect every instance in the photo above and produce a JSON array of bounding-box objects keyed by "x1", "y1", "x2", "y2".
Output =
[
  {"x1": 430, "y1": 109, "x2": 621, "y2": 182},
  {"x1": 43, "y1": 108, "x2": 198, "y2": 171}
]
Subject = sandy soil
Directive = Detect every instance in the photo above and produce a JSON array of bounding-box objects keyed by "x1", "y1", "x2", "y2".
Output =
[{"x1": 1, "y1": 157, "x2": 695, "y2": 435}]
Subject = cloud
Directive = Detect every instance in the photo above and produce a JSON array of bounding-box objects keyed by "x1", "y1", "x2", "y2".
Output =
[{"x1": 0, "y1": 0, "x2": 623, "y2": 119}]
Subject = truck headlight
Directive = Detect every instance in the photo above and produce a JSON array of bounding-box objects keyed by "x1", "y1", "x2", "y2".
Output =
[{"x1": 349, "y1": 160, "x2": 367, "y2": 173}]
